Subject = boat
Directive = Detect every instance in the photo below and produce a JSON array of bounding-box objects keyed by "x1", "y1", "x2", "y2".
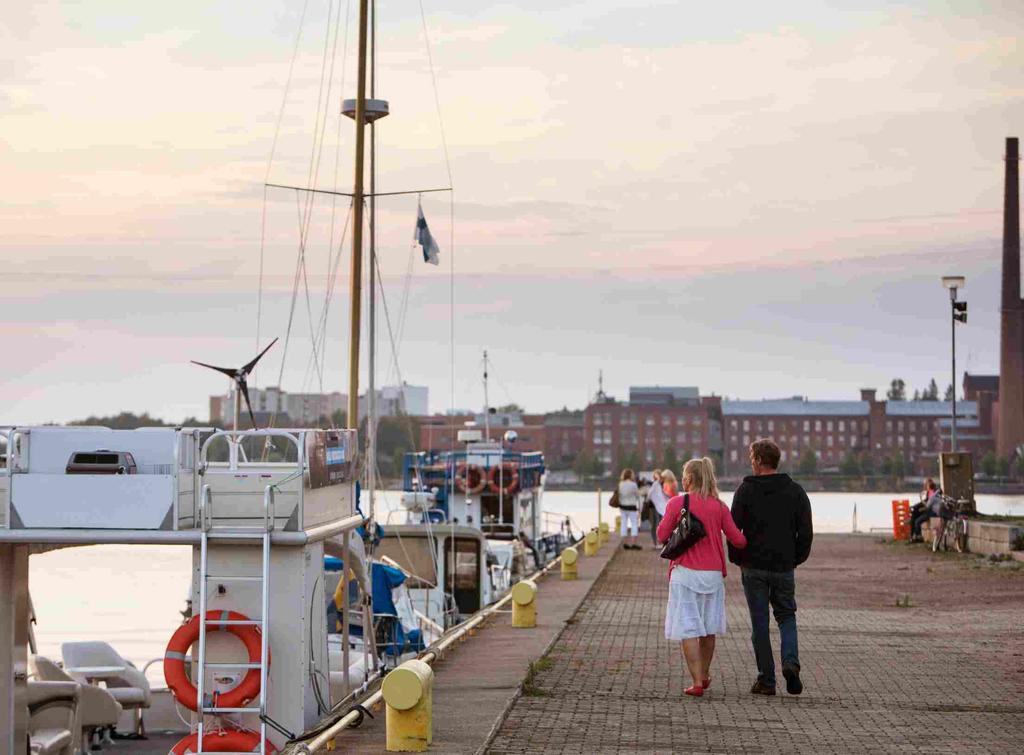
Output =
[{"x1": 1, "y1": 1, "x2": 581, "y2": 752}]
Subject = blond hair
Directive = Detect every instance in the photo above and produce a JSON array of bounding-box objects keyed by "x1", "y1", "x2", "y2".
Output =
[
  {"x1": 682, "y1": 457, "x2": 720, "y2": 499},
  {"x1": 660, "y1": 469, "x2": 678, "y2": 494}
]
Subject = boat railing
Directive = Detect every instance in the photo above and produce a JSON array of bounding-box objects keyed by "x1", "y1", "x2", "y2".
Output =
[{"x1": 200, "y1": 428, "x2": 304, "y2": 471}]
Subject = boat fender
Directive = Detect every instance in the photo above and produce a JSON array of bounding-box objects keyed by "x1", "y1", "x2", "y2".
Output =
[{"x1": 163, "y1": 610, "x2": 269, "y2": 712}]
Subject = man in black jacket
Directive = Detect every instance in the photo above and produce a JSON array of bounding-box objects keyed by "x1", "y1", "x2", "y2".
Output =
[{"x1": 729, "y1": 438, "x2": 813, "y2": 696}]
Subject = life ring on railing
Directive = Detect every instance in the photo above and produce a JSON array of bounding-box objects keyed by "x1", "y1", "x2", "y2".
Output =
[
  {"x1": 488, "y1": 463, "x2": 519, "y2": 496},
  {"x1": 170, "y1": 728, "x2": 277, "y2": 754},
  {"x1": 454, "y1": 463, "x2": 487, "y2": 494},
  {"x1": 163, "y1": 610, "x2": 268, "y2": 712}
]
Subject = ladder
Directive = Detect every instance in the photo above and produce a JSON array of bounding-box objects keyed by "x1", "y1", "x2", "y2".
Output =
[{"x1": 194, "y1": 484, "x2": 274, "y2": 754}]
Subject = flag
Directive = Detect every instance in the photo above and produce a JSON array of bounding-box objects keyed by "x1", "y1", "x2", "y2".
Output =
[{"x1": 415, "y1": 202, "x2": 440, "y2": 265}]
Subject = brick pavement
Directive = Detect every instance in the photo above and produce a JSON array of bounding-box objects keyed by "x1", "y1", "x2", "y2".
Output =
[
  {"x1": 486, "y1": 535, "x2": 1024, "y2": 754},
  {"x1": 329, "y1": 536, "x2": 620, "y2": 754}
]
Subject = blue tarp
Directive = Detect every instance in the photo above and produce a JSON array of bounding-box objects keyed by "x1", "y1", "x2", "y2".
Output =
[{"x1": 324, "y1": 557, "x2": 423, "y2": 654}]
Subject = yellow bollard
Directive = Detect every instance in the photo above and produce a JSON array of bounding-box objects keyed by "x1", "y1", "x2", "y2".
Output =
[
  {"x1": 598, "y1": 521, "x2": 610, "y2": 546},
  {"x1": 615, "y1": 515, "x2": 621, "y2": 533},
  {"x1": 511, "y1": 579, "x2": 538, "y2": 628},
  {"x1": 584, "y1": 529, "x2": 599, "y2": 557},
  {"x1": 561, "y1": 547, "x2": 579, "y2": 580},
  {"x1": 382, "y1": 659, "x2": 434, "y2": 752}
]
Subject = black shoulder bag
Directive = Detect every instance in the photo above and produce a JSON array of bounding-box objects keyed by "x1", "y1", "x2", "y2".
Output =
[{"x1": 660, "y1": 493, "x2": 706, "y2": 560}]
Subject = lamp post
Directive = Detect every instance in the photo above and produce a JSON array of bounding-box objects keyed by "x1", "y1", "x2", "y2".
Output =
[{"x1": 941, "y1": 276, "x2": 967, "y2": 452}]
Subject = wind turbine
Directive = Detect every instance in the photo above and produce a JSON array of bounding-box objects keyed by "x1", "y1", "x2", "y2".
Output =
[{"x1": 192, "y1": 338, "x2": 278, "y2": 431}]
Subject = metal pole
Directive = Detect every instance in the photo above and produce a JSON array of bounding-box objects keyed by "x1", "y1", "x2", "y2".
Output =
[
  {"x1": 341, "y1": 530, "x2": 351, "y2": 699},
  {"x1": 366, "y1": 0, "x2": 377, "y2": 525},
  {"x1": 483, "y1": 350, "x2": 490, "y2": 441},
  {"x1": 346, "y1": 0, "x2": 369, "y2": 431},
  {"x1": 951, "y1": 287, "x2": 958, "y2": 453}
]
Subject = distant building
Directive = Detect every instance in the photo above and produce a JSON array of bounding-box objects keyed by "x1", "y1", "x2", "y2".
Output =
[
  {"x1": 359, "y1": 384, "x2": 429, "y2": 420},
  {"x1": 583, "y1": 386, "x2": 723, "y2": 470},
  {"x1": 543, "y1": 411, "x2": 585, "y2": 469},
  {"x1": 721, "y1": 388, "x2": 986, "y2": 476},
  {"x1": 210, "y1": 387, "x2": 345, "y2": 427},
  {"x1": 416, "y1": 410, "x2": 546, "y2": 451}
]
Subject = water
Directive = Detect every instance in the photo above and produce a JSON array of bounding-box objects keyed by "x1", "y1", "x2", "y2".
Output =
[{"x1": 28, "y1": 490, "x2": 1024, "y2": 686}]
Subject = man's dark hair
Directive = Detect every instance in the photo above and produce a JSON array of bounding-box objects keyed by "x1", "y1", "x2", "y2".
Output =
[
  {"x1": 749, "y1": 438, "x2": 781, "y2": 470},
  {"x1": 926, "y1": 477, "x2": 938, "y2": 491}
]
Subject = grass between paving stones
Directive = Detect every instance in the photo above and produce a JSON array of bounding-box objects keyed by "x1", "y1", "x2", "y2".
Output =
[{"x1": 522, "y1": 657, "x2": 555, "y2": 697}]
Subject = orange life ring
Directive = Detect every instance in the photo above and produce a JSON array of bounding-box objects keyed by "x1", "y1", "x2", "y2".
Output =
[
  {"x1": 454, "y1": 463, "x2": 486, "y2": 494},
  {"x1": 488, "y1": 463, "x2": 519, "y2": 496},
  {"x1": 164, "y1": 610, "x2": 268, "y2": 712},
  {"x1": 170, "y1": 729, "x2": 277, "y2": 754}
]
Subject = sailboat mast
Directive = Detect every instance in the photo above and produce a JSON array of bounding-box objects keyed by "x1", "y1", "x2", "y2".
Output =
[
  {"x1": 346, "y1": 0, "x2": 370, "y2": 431},
  {"x1": 367, "y1": 0, "x2": 377, "y2": 520}
]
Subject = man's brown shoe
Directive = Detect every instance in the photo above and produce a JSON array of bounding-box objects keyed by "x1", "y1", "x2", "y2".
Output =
[{"x1": 750, "y1": 679, "x2": 776, "y2": 696}]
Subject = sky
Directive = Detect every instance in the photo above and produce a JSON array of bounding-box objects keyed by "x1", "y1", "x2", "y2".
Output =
[{"x1": 2, "y1": 0, "x2": 1022, "y2": 423}]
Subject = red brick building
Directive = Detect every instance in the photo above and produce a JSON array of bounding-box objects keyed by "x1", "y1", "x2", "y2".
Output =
[
  {"x1": 583, "y1": 386, "x2": 723, "y2": 471},
  {"x1": 721, "y1": 388, "x2": 985, "y2": 476}
]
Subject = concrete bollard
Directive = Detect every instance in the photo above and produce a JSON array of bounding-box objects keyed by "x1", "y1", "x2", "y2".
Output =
[
  {"x1": 584, "y1": 529, "x2": 599, "y2": 557},
  {"x1": 598, "y1": 521, "x2": 610, "y2": 545},
  {"x1": 561, "y1": 547, "x2": 579, "y2": 580},
  {"x1": 511, "y1": 579, "x2": 538, "y2": 628},
  {"x1": 382, "y1": 658, "x2": 434, "y2": 752}
]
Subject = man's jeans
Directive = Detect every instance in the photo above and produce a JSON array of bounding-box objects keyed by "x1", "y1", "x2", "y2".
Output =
[
  {"x1": 649, "y1": 508, "x2": 662, "y2": 545},
  {"x1": 741, "y1": 568, "x2": 799, "y2": 688}
]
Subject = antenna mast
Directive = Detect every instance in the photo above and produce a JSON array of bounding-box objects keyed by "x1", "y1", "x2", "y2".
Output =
[{"x1": 483, "y1": 350, "x2": 491, "y2": 441}]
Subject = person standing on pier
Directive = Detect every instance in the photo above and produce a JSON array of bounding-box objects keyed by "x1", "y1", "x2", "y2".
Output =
[
  {"x1": 729, "y1": 438, "x2": 813, "y2": 696},
  {"x1": 646, "y1": 470, "x2": 669, "y2": 547},
  {"x1": 657, "y1": 458, "x2": 746, "y2": 697},
  {"x1": 617, "y1": 468, "x2": 642, "y2": 550}
]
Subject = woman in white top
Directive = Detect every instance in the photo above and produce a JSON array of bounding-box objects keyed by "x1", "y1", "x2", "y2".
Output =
[
  {"x1": 647, "y1": 469, "x2": 669, "y2": 546},
  {"x1": 617, "y1": 468, "x2": 642, "y2": 550}
]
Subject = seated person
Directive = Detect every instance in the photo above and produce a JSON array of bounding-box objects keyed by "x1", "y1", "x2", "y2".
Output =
[{"x1": 910, "y1": 478, "x2": 942, "y2": 541}]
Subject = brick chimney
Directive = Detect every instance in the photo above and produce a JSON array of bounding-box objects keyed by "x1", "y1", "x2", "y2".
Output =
[{"x1": 998, "y1": 137, "x2": 1024, "y2": 458}]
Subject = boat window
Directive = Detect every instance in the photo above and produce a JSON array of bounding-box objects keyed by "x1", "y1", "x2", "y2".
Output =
[
  {"x1": 480, "y1": 494, "x2": 513, "y2": 525},
  {"x1": 445, "y1": 537, "x2": 481, "y2": 615},
  {"x1": 375, "y1": 537, "x2": 437, "y2": 588}
]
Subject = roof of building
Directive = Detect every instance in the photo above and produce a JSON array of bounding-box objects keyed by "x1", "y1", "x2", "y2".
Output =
[
  {"x1": 963, "y1": 374, "x2": 999, "y2": 392},
  {"x1": 629, "y1": 386, "x2": 700, "y2": 405},
  {"x1": 544, "y1": 413, "x2": 584, "y2": 427},
  {"x1": 722, "y1": 399, "x2": 869, "y2": 417},
  {"x1": 886, "y1": 400, "x2": 977, "y2": 417}
]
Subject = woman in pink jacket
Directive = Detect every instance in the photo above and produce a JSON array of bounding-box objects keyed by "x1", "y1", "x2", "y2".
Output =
[{"x1": 656, "y1": 457, "x2": 746, "y2": 697}]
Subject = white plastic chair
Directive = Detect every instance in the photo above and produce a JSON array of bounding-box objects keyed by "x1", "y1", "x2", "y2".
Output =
[
  {"x1": 32, "y1": 656, "x2": 122, "y2": 751},
  {"x1": 61, "y1": 642, "x2": 151, "y2": 736},
  {"x1": 27, "y1": 680, "x2": 79, "y2": 755}
]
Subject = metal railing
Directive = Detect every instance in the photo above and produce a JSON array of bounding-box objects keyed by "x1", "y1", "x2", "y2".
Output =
[{"x1": 289, "y1": 551, "x2": 569, "y2": 753}]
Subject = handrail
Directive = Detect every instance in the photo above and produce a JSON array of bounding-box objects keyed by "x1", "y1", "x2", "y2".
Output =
[
  {"x1": 291, "y1": 552, "x2": 568, "y2": 753},
  {"x1": 200, "y1": 428, "x2": 304, "y2": 471}
]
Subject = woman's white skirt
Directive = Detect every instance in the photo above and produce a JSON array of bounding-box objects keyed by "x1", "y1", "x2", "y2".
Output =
[{"x1": 664, "y1": 567, "x2": 727, "y2": 641}]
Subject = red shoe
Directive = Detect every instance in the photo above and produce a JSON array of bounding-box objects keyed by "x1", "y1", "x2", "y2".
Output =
[
  {"x1": 701, "y1": 677, "x2": 711, "y2": 690},
  {"x1": 684, "y1": 685, "x2": 704, "y2": 697}
]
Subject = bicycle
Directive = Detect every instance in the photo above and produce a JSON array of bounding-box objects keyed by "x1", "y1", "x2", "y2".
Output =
[{"x1": 931, "y1": 496, "x2": 970, "y2": 553}]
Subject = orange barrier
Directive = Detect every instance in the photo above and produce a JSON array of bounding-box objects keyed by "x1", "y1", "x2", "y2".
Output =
[{"x1": 891, "y1": 500, "x2": 911, "y2": 540}]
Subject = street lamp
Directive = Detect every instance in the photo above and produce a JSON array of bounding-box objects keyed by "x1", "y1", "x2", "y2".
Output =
[{"x1": 941, "y1": 276, "x2": 967, "y2": 452}]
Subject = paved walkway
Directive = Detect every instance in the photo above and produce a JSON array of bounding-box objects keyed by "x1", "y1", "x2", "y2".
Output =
[
  {"x1": 330, "y1": 536, "x2": 620, "y2": 754},
  {"x1": 486, "y1": 535, "x2": 1024, "y2": 754}
]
